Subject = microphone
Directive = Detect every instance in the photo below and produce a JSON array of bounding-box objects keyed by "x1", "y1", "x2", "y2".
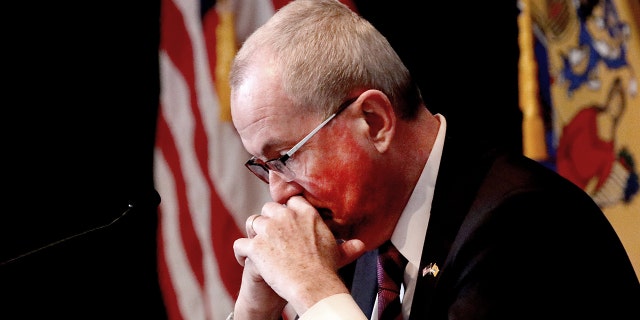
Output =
[{"x1": 0, "y1": 189, "x2": 161, "y2": 267}]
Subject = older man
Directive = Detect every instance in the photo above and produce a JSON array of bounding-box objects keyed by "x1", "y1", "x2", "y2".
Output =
[{"x1": 228, "y1": 0, "x2": 640, "y2": 319}]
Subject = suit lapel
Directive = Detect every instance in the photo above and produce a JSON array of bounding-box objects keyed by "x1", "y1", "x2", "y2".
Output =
[{"x1": 409, "y1": 125, "x2": 496, "y2": 320}]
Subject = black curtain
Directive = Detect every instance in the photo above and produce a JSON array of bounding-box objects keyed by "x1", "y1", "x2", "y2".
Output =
[
  {"x1": 354, "y1": 1, "x2": 523, "y2": 153},
  {"x1": 2, "y1": 1, "x2": 167, "y2": 318}
]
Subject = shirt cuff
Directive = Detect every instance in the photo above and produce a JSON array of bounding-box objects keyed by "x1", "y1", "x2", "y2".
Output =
[{"x1": 298, "y1": 293, "x2": 367, "y2": 320}]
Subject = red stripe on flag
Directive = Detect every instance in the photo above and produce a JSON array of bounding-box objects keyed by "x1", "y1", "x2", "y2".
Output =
[{"x1": 202, "y1": 5, "x2": 220, "y2": 105}]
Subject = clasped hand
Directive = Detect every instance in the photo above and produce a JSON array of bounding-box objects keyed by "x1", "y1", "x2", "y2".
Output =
[{"x1": 232, "y1": 196, "x2": 365, "y2": 319}]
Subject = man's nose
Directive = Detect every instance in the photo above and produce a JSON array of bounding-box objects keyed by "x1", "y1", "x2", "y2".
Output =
[{"x1": 269, "y1": 171, "x2": 303, "y2": 204}]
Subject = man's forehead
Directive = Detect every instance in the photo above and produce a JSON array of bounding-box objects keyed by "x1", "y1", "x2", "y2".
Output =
[
  {"x1": 242, "y1": 119, "x2": 310, "y2": 160},
  {"x1": 234, "y1": 97, "x2": 323, "y2": 158},
  {"x1": 233, "y1": 88, "x2": 296, "y2": 157},
  {"x1": 231, "y1": 57, "x2": 321, "y2": 156},
  {"x1": 231, "y1": 59, "x2": 285, "y2": 125},
  {"x1": 232, "y1": 80, "x2": 289, "y2": 131}
]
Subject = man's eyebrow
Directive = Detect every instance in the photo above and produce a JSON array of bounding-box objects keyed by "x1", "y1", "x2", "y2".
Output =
[{"x1": 255, "y1": 136, "x2": 289, "y2": 159}]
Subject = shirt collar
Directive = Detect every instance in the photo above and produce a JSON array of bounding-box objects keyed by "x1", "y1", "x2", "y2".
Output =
[{"x1": 391, "y1": 113, "x2": 447, "y2": 269}]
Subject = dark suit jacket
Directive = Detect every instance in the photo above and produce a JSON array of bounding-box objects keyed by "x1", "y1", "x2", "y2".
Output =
[{"x1": 341, "y1": 123, "x2": 640, "y2": 319}]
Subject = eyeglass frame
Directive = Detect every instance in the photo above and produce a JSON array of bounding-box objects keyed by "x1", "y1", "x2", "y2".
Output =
[{"x1": 245, "y1": 96, "x2": 359, "y2": 183}]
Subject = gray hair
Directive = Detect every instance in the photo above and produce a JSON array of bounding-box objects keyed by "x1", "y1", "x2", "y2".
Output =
[{"x1": 230, "y1": 0, "x2": 422, "y2": 119}]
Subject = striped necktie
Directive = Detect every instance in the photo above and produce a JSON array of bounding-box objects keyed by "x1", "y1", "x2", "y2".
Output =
[{"x1": 376, "y1": 241, "x2": 407, "y2": 320}]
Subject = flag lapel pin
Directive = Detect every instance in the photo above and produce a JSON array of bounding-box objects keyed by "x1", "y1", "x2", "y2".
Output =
[{"x1": 422, "y1": 262, "x2": 439, "y2": 278}]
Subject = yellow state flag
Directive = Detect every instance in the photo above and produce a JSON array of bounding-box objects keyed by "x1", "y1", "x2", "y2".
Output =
[{"x1": 519, "y1": 0, "x2": 640, "y2": 279}]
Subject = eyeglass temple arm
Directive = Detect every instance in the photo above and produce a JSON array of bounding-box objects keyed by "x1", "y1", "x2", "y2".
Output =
[
  {"x1": 285, "y1": 96, "x2": 357, "y2": 158},
  {"x1": 285, "y1": 112, "x2": 338, "y2": 157}
]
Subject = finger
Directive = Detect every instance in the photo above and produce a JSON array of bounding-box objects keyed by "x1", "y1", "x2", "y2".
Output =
[
  {"x1": 261, "y1": 201, "x2": 291, "y2": 218},
  {"x1": 233, "y1": 237, "x2": 250, "y2": 266},
  {"x1": 282, "y1": 196, "x2": 320, "y2": 222},
  {"x1": 336, "y1": 239, "x2": 367, "y2": 267},
  {"x1": 246, "y1": 214, "x2": 262, "y2": 238},
  {"x1": 284, "y1": 196, "x2": 314, "y2": 213}
]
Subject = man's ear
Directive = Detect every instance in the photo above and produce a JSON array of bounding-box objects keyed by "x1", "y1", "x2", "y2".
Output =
[{"x1": 357, "y1": 89, "x2": 396, "y2": 153}]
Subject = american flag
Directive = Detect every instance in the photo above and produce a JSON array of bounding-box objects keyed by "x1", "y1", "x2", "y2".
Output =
[
  {"x1": 154, "y1": 1, "x2": 358, "y2": 319},
  {"x1": 154, "y1": 0, "x2": 277, "y2": 319}
]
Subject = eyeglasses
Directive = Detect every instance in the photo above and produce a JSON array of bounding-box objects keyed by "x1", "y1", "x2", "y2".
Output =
[{"x1": 245, "y1": 97, "x2": 358, "y2": 183}]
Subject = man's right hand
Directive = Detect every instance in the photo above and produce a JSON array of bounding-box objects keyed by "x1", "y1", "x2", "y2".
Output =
[{"x1": 233, "y1": 258, "x2": 287, "y2": 320}]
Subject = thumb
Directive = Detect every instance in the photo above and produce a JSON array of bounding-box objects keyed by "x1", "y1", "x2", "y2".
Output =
[{"x1": 337, "y1": 239, "x2": 366, "y2": 268}]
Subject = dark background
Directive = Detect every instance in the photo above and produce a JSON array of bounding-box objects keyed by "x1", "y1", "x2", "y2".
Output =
[
  {"x1": 2, "y1": 1, "x2": 166, "y2": 318},
  {"x1": 1, "y1": 1, "x2": 520, "y2": 318},
  {"x1": 355, "y1": 1, "x2": 522, "y2": 153}
]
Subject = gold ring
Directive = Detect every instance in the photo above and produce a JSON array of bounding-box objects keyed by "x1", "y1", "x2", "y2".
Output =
[{"x1": 250, "y1": 215, "x2": 261, "y2": 234}]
